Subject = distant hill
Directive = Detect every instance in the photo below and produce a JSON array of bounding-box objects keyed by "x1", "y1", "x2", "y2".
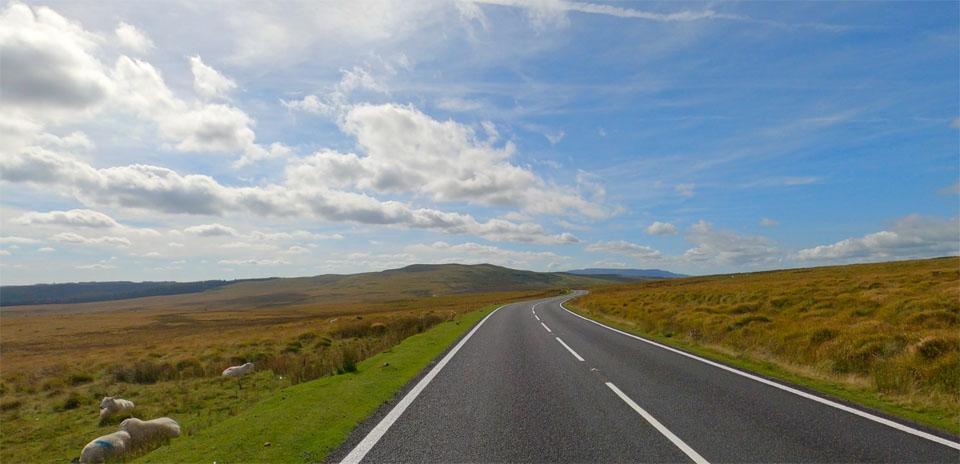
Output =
[
  {"x1": 565, "y1": 268, "x2": 689, "y2": 279},
  {"x1": 0, "y1": 279, "x2": 275, "y2": 307},
  {"x1": 1, "y1": 264, "x2": 628, "y2": 308}
]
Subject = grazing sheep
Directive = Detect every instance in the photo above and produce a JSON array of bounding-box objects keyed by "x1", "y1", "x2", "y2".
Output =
[
  {"x1": 118, "y1": 417, "x2": 181, "y2": 448},
  {"x1": 99, "y1": 397, "x2": 134, "y2": 422},
  {"x1": 221, "y1": 362, "x2": 254, "y2": 378},
  {"x1": 79, "y1": 430, "x2": 131, "y2": 463}
]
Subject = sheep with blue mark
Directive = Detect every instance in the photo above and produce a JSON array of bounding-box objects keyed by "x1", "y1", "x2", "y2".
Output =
[{"x1": 79, "y1": 430, "x2": 131, "y2": 463}]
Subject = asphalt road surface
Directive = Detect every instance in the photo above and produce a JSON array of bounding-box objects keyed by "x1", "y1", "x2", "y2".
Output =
[{"x1": 341, "y1": 292, "x2": 960, "y2": 463}]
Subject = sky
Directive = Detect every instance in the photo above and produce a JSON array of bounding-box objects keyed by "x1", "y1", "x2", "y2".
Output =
[{"x1": 0, "y1": 0, "x2": 958, "y2": 285}]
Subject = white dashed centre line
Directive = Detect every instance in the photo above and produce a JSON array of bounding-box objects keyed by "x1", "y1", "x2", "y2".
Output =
[
  {"x1": 535, "y1": 315, "x2": 540, "y2": 321},
  {"x1": 540, "y1": 322, "x2": 552, "y2": 333},
  {"x1": 555, "y1": 337, "x2": 584, "y2": 361},
  {"x1": 605, "y1": 382, "x2": 709, "y2": 464}
]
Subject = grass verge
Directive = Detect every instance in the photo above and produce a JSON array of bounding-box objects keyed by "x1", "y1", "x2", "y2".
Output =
[
  {"x1": 564, "y1": 302, "x2": 959, "y2": 435},
  {"x1": 137, "y1": 304, "x2": 498, "y2": 463}
]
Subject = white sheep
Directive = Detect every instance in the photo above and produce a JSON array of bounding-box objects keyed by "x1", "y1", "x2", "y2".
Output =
[
  {"x1": 99, "y1": 397, "x2": 134, "y2": 422},
  {"x1": 79, "y1": 430, "x2": 131, "y2": 463},
  {"x1": 221, "y1": 362, "x2": 254, "y2": 377},
  {"x1": 118, "y1": 417, "x2": 181, "y2": 448}
]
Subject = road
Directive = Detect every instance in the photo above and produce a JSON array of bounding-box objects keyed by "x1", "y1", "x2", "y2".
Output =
[{"x1": 340, "y1": 292, "x2": 960, "y2": 463}]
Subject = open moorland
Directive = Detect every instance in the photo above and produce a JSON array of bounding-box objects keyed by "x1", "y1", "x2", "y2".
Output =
[
  {"x1": 568, "y1": 257, "x2": 960, "y2": 431},
  {"x1": 0, "y1": 264, "x2": 621, "y2": 463}
]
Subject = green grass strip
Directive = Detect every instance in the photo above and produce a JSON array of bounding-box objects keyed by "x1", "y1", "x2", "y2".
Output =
[
  {"x1": 565, "y1": 304, "x2": 959, "y2": 435},
  {"x1": 138, "y1": 305, "x2": 498, "y2": 463}
]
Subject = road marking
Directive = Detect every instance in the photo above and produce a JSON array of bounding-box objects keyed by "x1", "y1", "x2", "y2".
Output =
[
  {"x1": 561, "y1": 302, "x2": 960, "y2": 451},
  {"x1": 540, "y1": 322, "x2": 552, "y2": 333},
  {"x1": 340, "y1": 304, "x2": 508, "y2": 464},
  {"x1": 555, "y1": 337, "x2": 584, "y2": 361},
  {"x1": 535, "y1": 315, "x2": 540, "y2": 321},
  {"x1": 606, "y1": 382, "x2": 709, "y2": 464}
]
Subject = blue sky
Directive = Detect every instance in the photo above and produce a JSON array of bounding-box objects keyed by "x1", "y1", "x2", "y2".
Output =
[{"x1": 1, "y1": 0, "x2": 957, "y2": 284}]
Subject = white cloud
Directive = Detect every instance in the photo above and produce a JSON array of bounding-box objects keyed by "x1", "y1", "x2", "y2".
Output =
[
  {"x1": 675, "y1": 183, "x2": 695, "y2": 198},
  {"x1": 14, "y1": 209, "x2": 120, "y2": 228},
  {"x1": 218, "y1": 258, "x2": 289, "y2": 266},
  {"x1": 184, "y1": 223, "x2": 239, "y2": 237},
  {"x1": 115, "y1": 22, "x2": 154, "y2": 53},
  {"x1": 37, "y1": 247, "x2": 55, "y2": 252},
  {"x1": 585, "y1": 240, "x2": 662, "y2": 260},
  {"x1": 168, "y1": 242, "x2": 185, "y2": 247},
  {"x1": 952, "y1": 118, "x2": 960, "y2": 129},
  {"x1": 289, "y1": 102, "x2": 606, "y2": 218},
  {"x1": 405, "y1": 241, "x2": 565, "y2": 263},
  {"x1": 760, "y1": 218, "x2": 780, "y2": 227},
  {"x1": 0, "y1": 3, "x2": 112, "y2": 119},
  {"x1": 684, "y1": 221, "x2": 779, "y2": 266},
  {"x1": 0, "y1": 236, "x2": 42, "y2": 244},
  {"x1": 646, "y1": 221, "x2": 678, "y2": 235},
  {"x1": 76, "y1": 263, "x2": 116, "y2": 270},
  {"x1": 189, "y1": 55, "x2": 237, "y2": 99},
  {"x1": 0, "y1": 250, "x2": 9, "y2": 256},
  {"x1": 544, "y1": 130, "x2": 565, "y2": 145},
  {"x1": 795, "y1": 215, "x2": 959, "y2": 262},
  {"x1": 284, "y1": 246, "x2": 310, "y2": 254},
  {"x1": 53, "y1": 232, "x2": 131, "y2": 246},
  {"x1": 1, "y1": 148, "x2": 577, "y2": 244}
]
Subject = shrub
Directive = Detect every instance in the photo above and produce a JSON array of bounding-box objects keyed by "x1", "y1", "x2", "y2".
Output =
[{"x1": 0, "y1": 400, "x2": 22, "y2": 411}]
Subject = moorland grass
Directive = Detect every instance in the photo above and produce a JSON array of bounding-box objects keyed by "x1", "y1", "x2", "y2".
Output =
[
  {"x1": 138, "y1": 305, "x2": 497, "y2": 463},
  {"x1": 567, "y1": 257, "x2": 960, "y2": 433},
  {"x1": 0, "y1": 290, "x2": 554, "y2": 463}
]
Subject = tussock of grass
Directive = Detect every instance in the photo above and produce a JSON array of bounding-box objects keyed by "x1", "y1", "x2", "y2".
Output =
[{"x1": 570, "y1": 257, "x2": 960, "y2": 432}]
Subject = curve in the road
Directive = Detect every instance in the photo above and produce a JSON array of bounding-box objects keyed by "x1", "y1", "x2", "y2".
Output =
[{"x1": 339, "y1": 292, "x2": 960, "y2": 463}]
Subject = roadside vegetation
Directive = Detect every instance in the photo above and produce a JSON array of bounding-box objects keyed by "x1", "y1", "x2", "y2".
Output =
[
  {"x1": 568, "y1": 257, "x2": 960, "y2": 432},
  {"x1": 0, "y1": 288, "x2": 558, "y2": 463}
]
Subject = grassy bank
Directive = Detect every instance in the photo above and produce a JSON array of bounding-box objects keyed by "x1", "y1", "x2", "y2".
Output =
[
  {"x1": 139, "y1": 305, "x2": 497, "y2": 463},
  {"x1": 568, "y1": 257, "x2": 959, "y2": 433}
]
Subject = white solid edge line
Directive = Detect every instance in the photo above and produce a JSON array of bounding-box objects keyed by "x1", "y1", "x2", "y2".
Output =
[
  {"x1": 540, "y1": 322, "x2": 552, "y2": 332},
  {"x1": 561, "y1": 302, "x2": 960, "y2": 450},
  {"x1": 340, "y1": 304, "x2": 508, "y2": 464},
  {"x1": 556, "y1": 337, "x2": 585, "y2": 362},
  {"x1": 606, "y1": 382, "x2": 709, "y2": 464},
  {"x1": 535, "y1": 315, "x2": 540, "y2": 321}
]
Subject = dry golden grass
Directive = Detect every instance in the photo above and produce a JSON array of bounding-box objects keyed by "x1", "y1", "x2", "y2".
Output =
[
  {"x1": 572, "y1": 257, "x2": 960, "y2": 430},
  {"x1": 0, "y1": 278, "x2": 562, "y2": 463}
]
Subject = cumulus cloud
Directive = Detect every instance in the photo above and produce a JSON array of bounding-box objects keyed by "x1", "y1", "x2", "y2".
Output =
[
  {"x1": 288, "y1": 102, "x2": 606, "y2": 218},
  {"x1": 115, "y1": 22, "x2": 154, "y2": 53},
  {"x1": 184, "y1": 223, "x2": 239, "y2": 237},
  {"x1": 1, "y1": 148, "x2": 576, "y2": 244},
  {"x1": 760, "y1": 218, "x2": 780, "y2": 227},
  {"x1": 1, "y1": 3, "x2": 283, "y2": 167},
  {"x1": 37, "y1": 247, "x2": 55, "y2": 252},
  {"x1": 585, "y1": 240, "x2": 662, "y2": 260},
  {"x1": 14, "y1": 209, "x2": 120, "y2": 228},
  {"x1": 0, "y1": 250, "x2": 10, "y2": 256},
  {"x1": 406, "y1": 241, "x2": 564, "y2": 262},
  {"x1": 0, "y1": 3, "x2": 112, "y2": 116},
  {"x1": 795, "y1": 215, "x2": 959, "y2": 262},
  {"x1": 189, "y1": 55, "x2": 237, "y2": 99},
  {"x1": 646, "y1": 221, "x2": 678, "y2": 235},
  {"x1": 684, "y1": 221, "x2": 779, "y2": 266},
  {"x1": 52, "y1": 232, "x2": 131, "y2": 246}
]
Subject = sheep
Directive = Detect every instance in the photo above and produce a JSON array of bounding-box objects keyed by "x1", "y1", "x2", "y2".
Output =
[
  {"x1": 79, "y1": 430, "x2": 131, "y2": 463},
  {"x1": 99, "y1": 397, "x2": 134, "y2": 423},
  {"x1": 118, "y1": 417, "x2": 181, "y2": 448},
  {"x1": 221, "y1": 362, "x2": 254, "y2": 378}
]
